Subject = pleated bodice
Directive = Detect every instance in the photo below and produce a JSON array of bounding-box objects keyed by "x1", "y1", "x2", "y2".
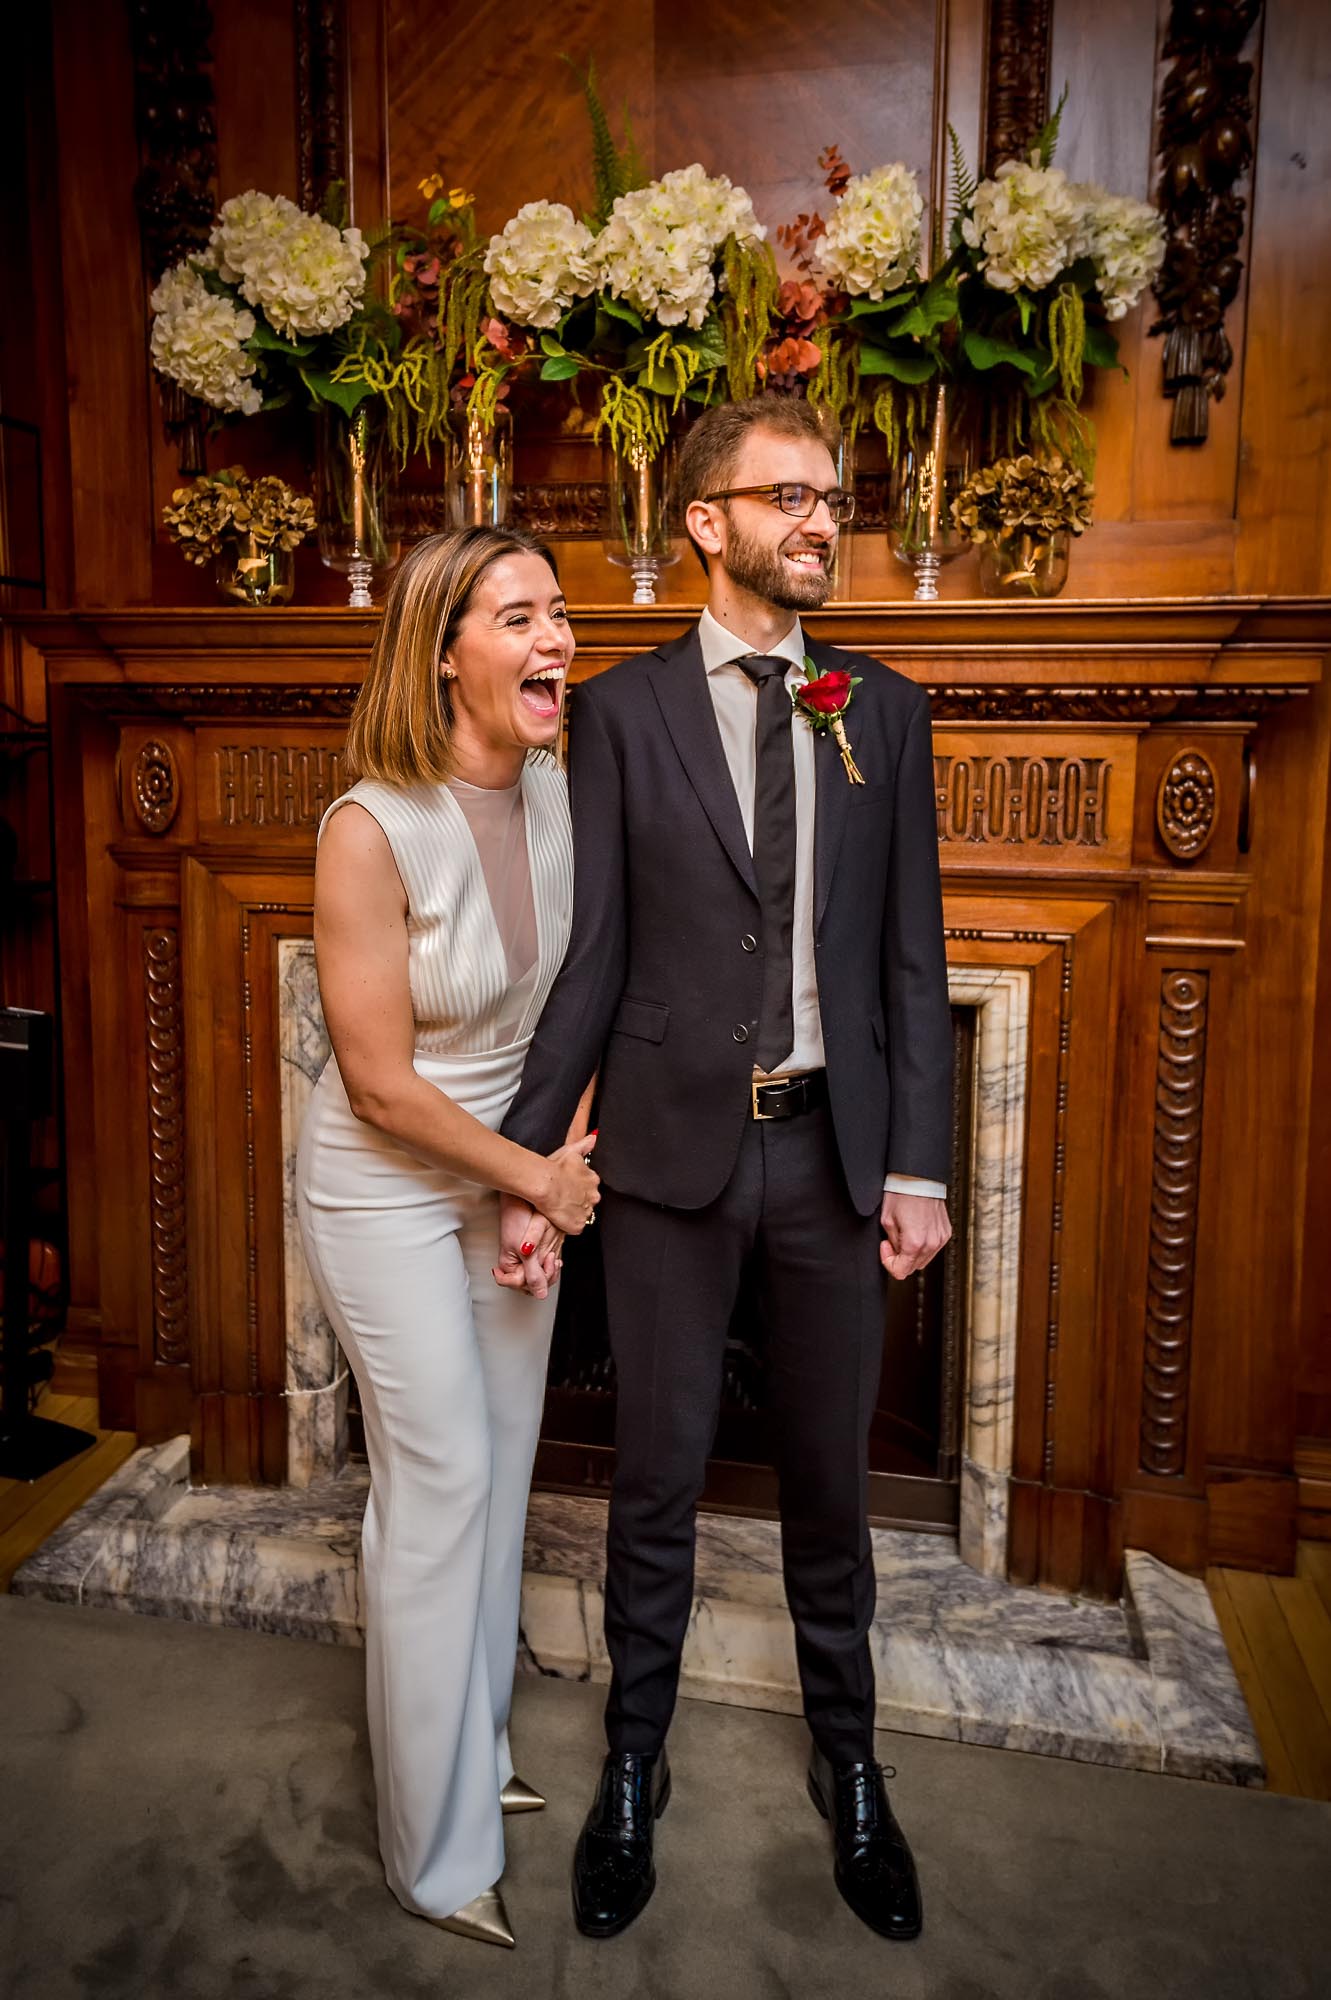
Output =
[{"x1": 320, "y1": 750, "x2": 572, "y2": 1056}]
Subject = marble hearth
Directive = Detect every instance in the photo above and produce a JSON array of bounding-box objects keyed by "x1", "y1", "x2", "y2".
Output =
[{"x1": 13, "y1": 1441, "x2": 1263, "y2": 1784}]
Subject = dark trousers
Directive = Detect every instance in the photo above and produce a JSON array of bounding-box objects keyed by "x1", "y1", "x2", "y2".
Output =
[{"x1": 598, "y1": 1103, "x2": 885, "y2": 1765}]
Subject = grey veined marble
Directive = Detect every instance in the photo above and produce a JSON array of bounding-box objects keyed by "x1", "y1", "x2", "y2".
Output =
[{"x1": 14, "y1": 1449, "x2": 1263, "y2": 1786}]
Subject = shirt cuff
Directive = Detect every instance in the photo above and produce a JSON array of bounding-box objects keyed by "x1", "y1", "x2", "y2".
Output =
[{"x1": 882, "y1": 1174, "x2": 948, "y2": 1200}]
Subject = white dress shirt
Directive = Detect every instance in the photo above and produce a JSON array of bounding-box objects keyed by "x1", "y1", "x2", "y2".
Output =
[{"x1": 698, "y1": 608, "x2": 947, "y2": 1203}]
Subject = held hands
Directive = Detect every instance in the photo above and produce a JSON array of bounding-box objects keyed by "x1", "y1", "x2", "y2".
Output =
[
  {"x1": 492, "y1": 1133, "x2": 599, "y2": 1300},
  {"x1": 879, "y1": 1190, "x2": 951, "y2": 1281}
]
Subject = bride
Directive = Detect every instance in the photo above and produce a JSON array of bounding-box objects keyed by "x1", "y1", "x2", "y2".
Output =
[{"x1": 296, "y1": 526, "x2": 599, "y2": 1948}]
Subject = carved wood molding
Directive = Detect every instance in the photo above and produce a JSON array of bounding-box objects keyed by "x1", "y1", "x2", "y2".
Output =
[
  {"x1": 983, "y1": 0, "x2": 1055, "y2": 175},
  {"x1": 1140, "y1": 967, "x2": 1211, "y2": 1476},
  {"x1": 79, "y1": 681, "x2": 1310, "y2": 728},
  {"x1": 928, "y1": 685, "x2": 1302, "y2": 724},
  {"x1": 1150, "y1": 0, "x2": 1263, "y2": 445},
  {"x1": 1156, "y1": 748, "x2": 1219, "y2": 860},
  {"x1": 936, "y1": 752, "x2": 1110, "y2": 849},
  {"x1": 294, "y1": 0, "x2": 349, "y2": 214},
  {"x1": 144, "y1": 926, "x2": 189, "y2": 1367},
  {"x1": 129, "y1": 0, "x2": 218, "y2": 279},
  {"x1": 129, "y1": 0, "x2": 218, "y2": 473},
  {"x1": 131, "y1": 739, "x2": 180, "y2": 833}
]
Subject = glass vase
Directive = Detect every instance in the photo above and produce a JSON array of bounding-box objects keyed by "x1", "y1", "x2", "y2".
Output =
[
  {"x1": 447, "y1": 406, "x2": 513, "y2": 529},
  {"x1": 888, "y1": 384, "x2": 972, "y2": 601},
  {"x1": 213, "y1": 537, "x2": 295, "y2": 606},
  {"x1": 603, "y1": 438, "x2": 679, "y2": 605},
  {"x1": 314, "y1": 403, "x2": 403, "y2": 608},
  {"x1": 825, "y1": 426, "x2": 855, "y2": 601},
  {"x1": 976, "y1": 529, "x2": 1071, "y2": 598}
]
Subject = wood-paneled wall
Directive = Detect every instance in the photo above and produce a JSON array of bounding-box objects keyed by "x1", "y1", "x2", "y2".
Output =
[{"x1": 4, "y1": 0, "x2": 1331, "y2": 1558}]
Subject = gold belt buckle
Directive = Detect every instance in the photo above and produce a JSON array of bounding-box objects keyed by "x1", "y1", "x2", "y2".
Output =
[{"x1": 751, "y1": 1076, "x2": 778, "y2": 1121}]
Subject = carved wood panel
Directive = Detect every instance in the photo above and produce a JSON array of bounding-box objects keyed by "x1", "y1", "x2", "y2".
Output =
[
  {"x1": 983, "y1": 0, "x2": 1054, "y2": 173},
  {"x1": 1139, "y1": 968, "x2": 1210, "y2": 1476},
  {"x1": 143, "y1": 925, "x2": 189, "y2": 1367},
  {"x1": 933, "y1": 729, "x2": 1132, "y2": 865}
]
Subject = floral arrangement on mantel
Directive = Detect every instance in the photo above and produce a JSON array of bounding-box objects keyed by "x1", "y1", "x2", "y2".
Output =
[
  {"x1": 769, "y1": 93, "x2": 1166, "y2": 470},
  {"x1": 467, "y1": 65, "x2": 779, "y2": 462},
  {"x1": 162, "y1": 466, "x2": 316, "y2": 564},
  {"x1": 149, "y1": 190, "x2": 456, "y2": 459}
]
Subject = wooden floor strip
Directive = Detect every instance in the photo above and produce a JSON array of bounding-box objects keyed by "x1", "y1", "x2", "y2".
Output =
[
  {"x1": 1271, "y1": 1574, "x2": 1331, "y2": 1735},
  {"x1": 1221, "y1": 1567, "x2": 1331, "y2": 1799},
  {"x1": 1298, "y1": 1542, "x2": 1331, "y2": 1625},
  {"x1": 1207, "y1": 1568, "x2": 1304, "y2": 1797}
]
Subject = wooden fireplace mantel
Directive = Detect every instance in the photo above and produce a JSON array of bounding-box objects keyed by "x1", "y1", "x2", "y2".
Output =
[{"x1": 22, "y1": 597, "x2": 1331, "y2": 1595}]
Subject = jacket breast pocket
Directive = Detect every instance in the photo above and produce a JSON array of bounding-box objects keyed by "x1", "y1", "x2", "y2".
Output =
[{"x1": 611, "y1": 997, "x2": 670, "y2": 1044}]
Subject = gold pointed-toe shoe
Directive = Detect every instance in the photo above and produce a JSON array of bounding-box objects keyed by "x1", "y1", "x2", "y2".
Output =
[
  {"x1": 500, "y1": 1773, "x2": 546, "y2": 1814},
  {"x1": 430, "y1": 1884, "x2": 516, "y2": 1949}
]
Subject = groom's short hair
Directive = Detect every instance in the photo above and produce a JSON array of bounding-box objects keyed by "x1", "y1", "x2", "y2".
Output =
[{"x1": 675, "y1": 397, "x2": 839, "y2": 571}]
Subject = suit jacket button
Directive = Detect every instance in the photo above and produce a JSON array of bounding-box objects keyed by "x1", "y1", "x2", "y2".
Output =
[
  {"x1": 732, "y1": 1024, "x2": 749, "y2": 1043},
  {"x1": 741, "y1": 934, "x2": 757, "y2": 952}
]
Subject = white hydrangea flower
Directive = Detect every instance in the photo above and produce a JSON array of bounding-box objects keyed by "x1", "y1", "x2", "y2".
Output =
[
  {"x1": 590, "y1": 165, "x2": 766, "y2": 329},
  {"x1": 1070, "y1": 185, "x2": 1166, "y2": 319},
  {"x1": 817, "y1": 163, "x2": 924, "y2": 298},
  {"x1": 961, "y1": 159, "x2": 1080, "y2": 293},
  {"x1": 208, "y1": 190, "x2": 368, "y2": 340},
  {"x1": 483, "y1": 200, "x2": 597, "y2": 330},
  {"x1": 149, "y1": 260, "x2": 262, "y2": 416}
]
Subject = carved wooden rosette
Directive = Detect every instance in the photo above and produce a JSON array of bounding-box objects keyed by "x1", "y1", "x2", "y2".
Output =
[
  {"x1": 1156, "y1": 748, "x2": 1219, "y2": 860},
  {"x1": 983, "y1": 0, "x2": 1054, "y2": 174},
  {"x1": 1139, "y1": 969, "x2": 1210, "y2": 1476},
  {"x1": 1150, "y1": 0, "x2": 1264, "y2": 444},
  {"x1": 131, "y1": 739, "x2": 180, "y2": 834},
  {"x1": 144, "y1": 926, "x2": 189, "y2": 1368}
]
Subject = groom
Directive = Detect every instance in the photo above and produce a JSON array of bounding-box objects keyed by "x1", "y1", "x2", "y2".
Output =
[{"x1": 499, "y1": 396, "x2": 952, "y2": 1941}]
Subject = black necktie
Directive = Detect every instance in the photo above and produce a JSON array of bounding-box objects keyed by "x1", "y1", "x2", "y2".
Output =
[{"x1": 739, "y1": 656, "x2": 796, "y2": 1071}]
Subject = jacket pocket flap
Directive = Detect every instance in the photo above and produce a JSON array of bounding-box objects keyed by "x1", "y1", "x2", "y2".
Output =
[{"x1": 612, "y1": 998, "x2": 670, "y2": 1044}]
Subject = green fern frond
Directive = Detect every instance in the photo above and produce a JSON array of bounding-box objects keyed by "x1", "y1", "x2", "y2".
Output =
[
  {"x1": 947, "y1": 125, "x2": 977, "y2": 214},
  {"x1": 1033, "y1": 83, "x2": 1069, "y2": 167},
  {"x1": 562, "y1": 55, "x2": 646, "y2": 229}
]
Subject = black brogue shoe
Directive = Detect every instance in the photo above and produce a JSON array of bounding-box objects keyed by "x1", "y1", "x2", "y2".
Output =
[
  {"x1": 572, "y1": 1748, "x2": 672, "y2": 1939},
  {"x1": 807, "y1": 1744, "x2": 923, "y2": 1940}
]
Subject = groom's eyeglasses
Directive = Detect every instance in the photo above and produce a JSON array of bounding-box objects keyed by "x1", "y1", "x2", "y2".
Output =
[{"x1": 703, "y1": 482, "x2": 856, "y2": 526}]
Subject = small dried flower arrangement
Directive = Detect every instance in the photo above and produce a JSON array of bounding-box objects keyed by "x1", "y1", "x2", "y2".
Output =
[
  {"x1": 951, "y1": 451, "x2": 1093, "y2": 548},
  {"x1": 162, "y1": 467, "x2": 316, "y2": 564}
]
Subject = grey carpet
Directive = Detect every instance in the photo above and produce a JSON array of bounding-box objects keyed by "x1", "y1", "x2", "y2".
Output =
[{"x1": 1, "y1": 1597, "x2": 1328, "y2": 2000}]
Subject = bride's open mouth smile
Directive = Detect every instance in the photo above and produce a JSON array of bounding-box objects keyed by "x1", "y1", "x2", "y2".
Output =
[{"x1": 518, "y1": 664, "x2": 565, "y2": 719}]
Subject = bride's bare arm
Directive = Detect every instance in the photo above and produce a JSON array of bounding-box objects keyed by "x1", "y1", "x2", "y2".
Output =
[{"x1": 314, "y1": 803, "x2": 598, "y2": 1234}]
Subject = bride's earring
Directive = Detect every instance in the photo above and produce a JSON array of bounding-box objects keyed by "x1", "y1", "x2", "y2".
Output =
[{"x1": 440, "y1": 666, "x2": 458, "y2": 680}]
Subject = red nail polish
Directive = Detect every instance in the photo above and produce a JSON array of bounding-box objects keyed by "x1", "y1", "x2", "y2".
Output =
[
  {"x1": 590, "y1": 1128, "x2": 599, "y2": 1138},
  {"x1": 521, "y1": 1242, "x2": 535, "y2": 1256}
]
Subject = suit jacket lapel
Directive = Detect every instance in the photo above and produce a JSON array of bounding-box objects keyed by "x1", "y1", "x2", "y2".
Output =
[
  {"x1": 648, "y1": 626, "x2": 758, "y2": 898},
  {"x1": 807, "y1": 636, "x2": 851, "y2": 931}
]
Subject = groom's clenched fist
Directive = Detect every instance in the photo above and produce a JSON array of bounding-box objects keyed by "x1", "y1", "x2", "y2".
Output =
[{"x1": 879, "y1": 1190, "x2": 951, "y2": 1281}]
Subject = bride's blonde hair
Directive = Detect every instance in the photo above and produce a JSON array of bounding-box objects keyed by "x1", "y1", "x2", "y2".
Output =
[{"x1": 344, "y1": 526, "x2": 560, "y2": 786}]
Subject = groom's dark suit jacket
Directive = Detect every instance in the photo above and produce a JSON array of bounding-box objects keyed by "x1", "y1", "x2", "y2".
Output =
[{"x1": 502, "y1": 624, "x2": 952, "y2": 1217}]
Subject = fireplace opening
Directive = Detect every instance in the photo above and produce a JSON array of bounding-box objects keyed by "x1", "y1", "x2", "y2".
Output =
[{"x1": 531, "y1": 1007, "x2": 977, "y2": 1532}]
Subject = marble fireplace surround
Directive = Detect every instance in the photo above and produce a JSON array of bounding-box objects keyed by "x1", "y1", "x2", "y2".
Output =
[{"x1": 278, "y1": 939, "x2": 1030, "y2": 1579}]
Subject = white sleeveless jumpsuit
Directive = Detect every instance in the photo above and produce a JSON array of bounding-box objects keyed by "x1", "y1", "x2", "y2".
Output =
[{"x1": 295, "y1": 751, "x2": 572, "y2": 1919}]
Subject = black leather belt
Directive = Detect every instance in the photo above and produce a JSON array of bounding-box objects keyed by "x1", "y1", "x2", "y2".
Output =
[{"x1": 750, "y1": 1070, "x2": 828, "y2": 1121}]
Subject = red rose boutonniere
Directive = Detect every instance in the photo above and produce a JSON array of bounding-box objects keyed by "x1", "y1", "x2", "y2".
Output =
[{"x1": 791, "y1": 655, "x2": 865, "y2": 785}]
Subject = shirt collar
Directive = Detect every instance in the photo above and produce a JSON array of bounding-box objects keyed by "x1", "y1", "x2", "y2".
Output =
[{"x1": 698, "y1": 606, "x2": 806, "y2": 680}]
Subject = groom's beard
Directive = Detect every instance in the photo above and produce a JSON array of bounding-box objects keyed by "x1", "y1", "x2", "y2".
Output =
[{"x1": 721, "y1": 516, "x2": 834, "y2": 611}]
